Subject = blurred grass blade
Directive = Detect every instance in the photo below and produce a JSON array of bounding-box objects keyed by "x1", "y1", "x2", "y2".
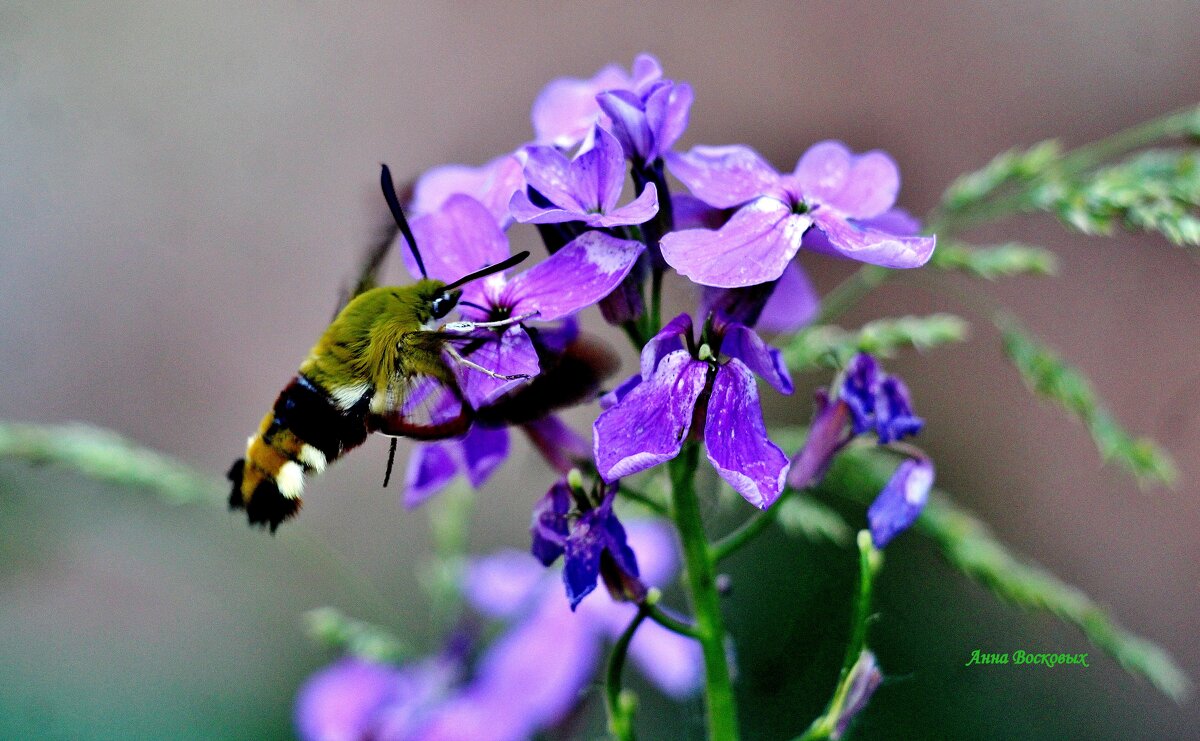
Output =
[
  {"x1": 815, "y1": 448, "x2": 1191, "y2": 702},
  {"x1": 0, "y1": 421, "x2": 222, "y2": 505},
  {"x1": 997, "y1": 319, "x2": 1178, "y2": 487},
  {"x1": 930, "y1": 241, "x2": 1059, "y2": 279},
  {"x1": 305, "y1": 607, "x2": 411, "y2": 662},
  {"x1": 775, "y1": 494, "x2": 854, "y2": 547},
  {"x1": 783, "y1": 314, "x2": 969, "y2": 372},
  {"x1": 939, "y1": 140, "x2": 1062, "y2": 215}
]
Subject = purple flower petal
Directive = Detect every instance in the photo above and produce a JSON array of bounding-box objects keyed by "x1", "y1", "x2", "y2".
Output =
[
  {"x1": 404, "y1": 442, "x2": 459, "y2": 509},
  {"x1": 643, "y1": 80, "x2": 693, "y2": 160},
  {"x1": 294, "y1": 658, "x2": 406, "y2": 741},
  {"x1": 594, "y1": 349, "x2": 710, "y2": 482},
  {"x1": 628, "y1": 53, "x2": 664, "y2": 92},
  {"x1": 757, "y1": 262, "x2": 820, "y2": 333},
  {"x1": 523, "y1": 416, "x2": 591, "y2": 474},
  {"x1": 665, "y1": 144, "x2": 781, "y2": 209},
  {"x1": 704, "y1": 358, "x2": 789, "y2": 509},
  {"x1": 640, "y1": 312, "x2": 692, "y2": 379},
  {"x1": 596, "y1": 89, "x2": 654, "y2": 163},
  {"x1": 570, "y1": 127, "x2": 626, "y2": 213},
  {"x1": 450, "y1": 325, "x2": 540, "y2": 409},
  {"x1": 786, "y1": 390, "x2": 852, "y2": 490},
  {"x1": 412, "y1": 154, "x2": 525, "y2": 227},
  {"x1": 721, "y1": 324, "x2": 793, "y2": 395},
  {"x1": 867, "y1": 458, "x2": 934, "y2": 548},
  {"x1": 875, "y1": 375, "x2": 924, "y2": 444},
  {"x1": 408, "y1": 195, "x2": 513, "y2": 282},
  {"x1": 599, "y1": 373, "x2": 641, "y2": 411},
  {"x1": 520, "y1": 145, "x2": 581, "y2": 212},
  {"x1": 464, "y1": 550, "x2": 547, "y2": 618},
  {"x1": 660, "y1": 197, "x2": 810, "y2": 288},
  {"x1": 794, "y1": 141, "x2": 899, "y2": 219},
  {"x1": 531, "y1": 63, "x2": 633, "y2": 148},
  {"x1": 501, "y1": 231, "x2": 645, "y2": 321},
  {"x1": 808, "y1": 210, "x2": 935, "y2": 269},
  {"x1": 841, "y1": 353, "x2": 880, "y2": 434},
  {"x1": 531, "y1": 481, "x2": 572, "y2": 566},
  {"x1": 591, "y1": 181, "x2": 659, "y2": 228},
  {"x1": 672, "y1": 193, "x2": 728, "y2": 230},
  {"x1": 562, "y1": 487, "x2": 639, "y2": 609},
  {"x1": 507, "y1": 190, "x2": 581, "y2": 225},
  {"x1": 461, "y1": 424, "x2": 509, "y2": 488}
]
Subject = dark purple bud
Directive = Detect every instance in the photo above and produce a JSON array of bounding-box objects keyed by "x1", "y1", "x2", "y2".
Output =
[
  {"x1": 832, "y1": 651, "x2": 883, "y2": 739},
  {"x1": 840, "y1": 353, "x2": 880, "y2": 434},
  {"x1": 530, "y1": 481, "x2": 571, "y2": 566},
  {"x1": 562, "y1": 485, "x2": 641, "y2": 610},
  {"x1": 867, "y1": 458, "x2": 934, "y2": 548},
  {"x1": 875, "y1": 375, "x2": 924, "y2": 444},
  {"x1": 787, "y1": 389, "x2": 852, "y2": 490}
]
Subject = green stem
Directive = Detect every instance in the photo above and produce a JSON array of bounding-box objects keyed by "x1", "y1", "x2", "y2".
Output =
[
  {"x1": 606, "y1": 606, "x2": 648, "y2": 741},
  {"x1": 650, "y1": 266, "x2": 664, "y2": 336},
  {"x1": 797, "y1": 531, "x2": 882, "y2": 741},
  {"x1": 669, "y1": 443, "x2": 739, "y2": 741},
  {"x1": 709, "y1": 489, "x2": 791, "y2": 563},
  {"x1": 646, "y1": 602, "x2": 702, "y2": 639}
]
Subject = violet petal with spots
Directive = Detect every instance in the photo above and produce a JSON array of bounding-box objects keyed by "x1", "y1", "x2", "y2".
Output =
[{"x1": 703, "y1": 358, "x2": 790, "y2": 509}]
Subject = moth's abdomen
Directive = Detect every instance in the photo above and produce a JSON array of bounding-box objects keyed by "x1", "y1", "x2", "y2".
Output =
[{"x1": 229, "y1": 375, "x2": 370, "y2": 531}]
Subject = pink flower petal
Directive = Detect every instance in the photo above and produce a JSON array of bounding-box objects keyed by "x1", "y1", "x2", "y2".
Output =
[{"x1": 794, "y1": 140, "x2": 899, "y2": 219}]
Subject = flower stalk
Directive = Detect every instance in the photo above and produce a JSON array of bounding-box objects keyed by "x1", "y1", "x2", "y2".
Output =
[{"x1": 669, "y1": 443, "x2": 740, "y2": 741}]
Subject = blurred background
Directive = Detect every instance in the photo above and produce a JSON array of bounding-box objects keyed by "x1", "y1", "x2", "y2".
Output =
[{"x1": 1, "y1": 1, "x2": 1198, "y2": 738}]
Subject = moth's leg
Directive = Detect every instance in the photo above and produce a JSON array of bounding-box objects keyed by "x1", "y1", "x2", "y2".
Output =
[
  {"x1": 441, "y1": 311, "x2": 540, "y2": 334},
  {"x1": 443, "y1": 343, "x2": 533, "y2": 381}
]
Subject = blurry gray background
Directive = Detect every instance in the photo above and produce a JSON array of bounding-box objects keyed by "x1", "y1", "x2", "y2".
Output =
[{"x1": 1, "y1": 2, "x2": 1198, "y2": 739}]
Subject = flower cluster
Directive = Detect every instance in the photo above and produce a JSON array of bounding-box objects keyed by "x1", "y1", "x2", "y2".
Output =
[
  {"x1": 295, "y1": 523, "x2": 700, "y2": 741},
  {"x1": 301, "y1": 53, "x2": 938, "y2": 739}
]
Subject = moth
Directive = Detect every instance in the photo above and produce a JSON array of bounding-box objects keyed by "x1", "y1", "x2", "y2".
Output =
[{"x1": 228, "y1": 165, "x2": 532, "y2": 531}]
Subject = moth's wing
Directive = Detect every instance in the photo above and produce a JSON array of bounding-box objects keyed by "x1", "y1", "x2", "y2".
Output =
[
  {"x1": 367, "y1": 370, "x2": 472, "y2": 441},
  {"x1": 331, "y1": 221, "x2": 401, "y2": 320}
]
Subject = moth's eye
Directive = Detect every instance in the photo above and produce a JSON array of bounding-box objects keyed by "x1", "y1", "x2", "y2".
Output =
[{"x1": 430, "y1": 294, "x2": 454, "y2": 320}]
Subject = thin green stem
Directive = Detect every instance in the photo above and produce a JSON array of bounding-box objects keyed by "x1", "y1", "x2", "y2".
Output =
[
  {"x1": 669, "y1": 443, "x2": 740, "y2": 741},
  {"x1": 650, "y1": 266, "x2": 664, "y2": 336},
  {"x1": 618, "y1": 483, "x2": 669, "y2": 517},
  {"x1": 606, "y1": 605, "x2": 648, "y2": 741},
  {"x1": 645, "y1": 602, "x2": 702, "y2": 639},
  {"x1": 709, "y1": 489, "x2": 791, "y2": 563},
  {"x1": 797, "y1": 531, "x2": 883, "y2": 741}
]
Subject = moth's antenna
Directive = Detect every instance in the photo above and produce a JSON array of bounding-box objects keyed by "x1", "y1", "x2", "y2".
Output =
[
  {"x1": 382, "y1": 438, "x2": 398, "y2": 488},
  {"x1": 444, "y1": 251, "x2": 530, "y2": 291},
  {"x1": 380, "y1": 163, "x2": 427, "y2": 279}
]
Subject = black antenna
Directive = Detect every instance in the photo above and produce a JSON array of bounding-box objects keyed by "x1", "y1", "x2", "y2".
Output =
[
  {"x1": 444, "y1": 251, "x2": 530, "y2": 291},
  {"x1": 380, "y1": 164, "x2": 427, "y2": 279},
  {"x1": 382, "y1": 438, "x2": 398, "y2": 488}
]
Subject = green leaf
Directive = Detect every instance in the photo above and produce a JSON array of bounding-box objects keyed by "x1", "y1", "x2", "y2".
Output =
[
  {"x1": 930, "y1": 241, "x2": 1059, "y2": 279},
  {"x1": 0, "y1": 421, "x2": 222, "y2": 505},
  {"x1": 775, "y1": 494, "x2": 854, "y2": 547},
  {"x1": 304, "y1": 607, "x2": 411, "y2": 663},
  {"x1": 998, "y1": 320, "x2": 1178, "y2": 487},
  {"x1": 814, "y1": 448, "x2": 1191, "y2": 702},
  {"x1": 783, "y1": 314, "x2": 970, "y2": 372}
]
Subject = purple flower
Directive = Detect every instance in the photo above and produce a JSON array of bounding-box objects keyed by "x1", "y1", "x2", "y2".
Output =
[
  {"x1": 594, "y1": 313, "x2": 792, "y2": 509},
  {"x1": 832, "y1": 651, "x2": 884, "y2": 740},
  {"x1": 411, "y1": 153, "x2": 525, "y2": 228},
  {"x1": 787, "y1": 353, "x2": 924, "y2": 490},
  {"x1": 403, "y1": 423, "x2": 508, "y2": 509},
  {"x1": 867, "y1": 457, "x2": 934, "y2": 548},
  {"x1": 408, "y1": 194, "x2": 644, "y2": 407},
  {"x1": 660, "y1": 141, "x2": 936, "y2": 287},
  {"x1": 295, "y1": 525, "x2": 699, "y2": 741},
  {"x1": 698, "y1": 262, "x2": 820, "y2": 333},
  {"x1": 531, "y1": 54, "x2": 664, "y2": 149},
  {"x1": 595, "y1": 78, "x2": 693, "y2": 164},
  {"x1": 510, "y1": 126, "x2": 660, "y2": 228},
  {"x1": 294, "y1": 656, "x2": 456, "y2": 741},
  {"x1": 531, "y1": 481, "x2": 641, "y2": 609}
]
